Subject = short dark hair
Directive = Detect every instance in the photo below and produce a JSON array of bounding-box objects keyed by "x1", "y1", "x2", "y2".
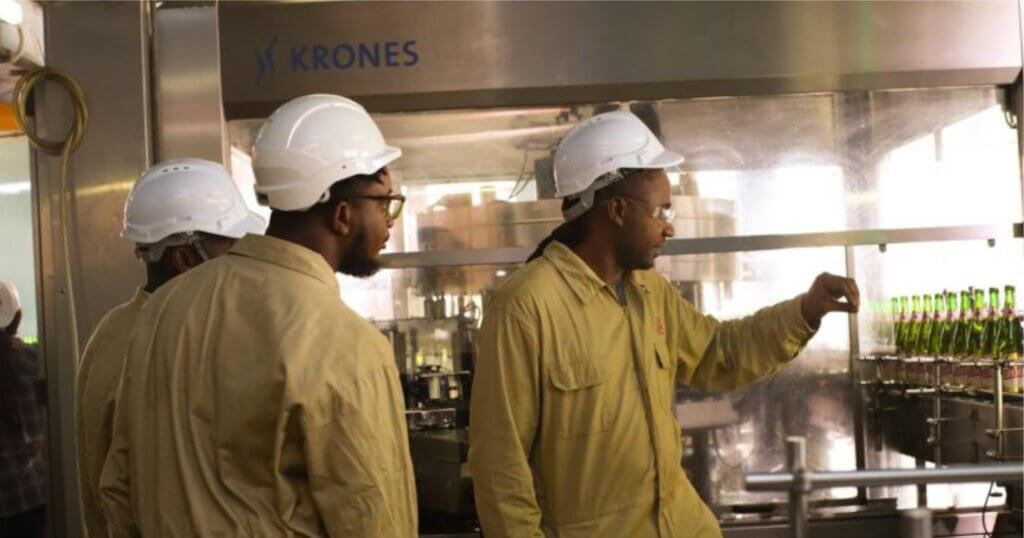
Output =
[
  {"x1": 526, "y1": 169, "x2": 645, "y2": 262},
  {"x1": 322, "y1": 171, "x2": 386, "y2": 206},
  {"x1": 270, "y1": 169, "x2": 386, "y2": 221}
]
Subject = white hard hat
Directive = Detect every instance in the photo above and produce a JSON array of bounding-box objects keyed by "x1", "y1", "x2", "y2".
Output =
[
  {"x1": 0, "y1": 280, "x2": 20, "y2": 329},
  {"x1": 252, "y1": 94, "x2": 401, "y2": 211},
  {"x1": 553, "y1": 110, "x2": 684, "y2": 220},
  {"x1": 123, "y1": 158, "x2": 268, "y2": 244}
]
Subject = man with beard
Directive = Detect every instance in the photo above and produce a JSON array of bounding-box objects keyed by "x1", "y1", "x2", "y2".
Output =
[
  {"x1": 100, "y1": 95, "x2": 417, "y2": 537},
  {"x1": 468, "y1": 110, "x2": 860, "y2": 538}
]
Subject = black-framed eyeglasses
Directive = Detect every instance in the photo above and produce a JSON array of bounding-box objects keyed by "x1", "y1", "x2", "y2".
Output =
[
  {"x1": 346, "y1": 194, "x2": 407, "y2": 220},
  {"x1": 615, "y1": 196, "x2": 675, "y2": 225}
]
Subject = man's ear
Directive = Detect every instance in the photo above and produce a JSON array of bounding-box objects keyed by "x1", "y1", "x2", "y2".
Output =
[
  {"x1": 330, "y1": 200, "x2": 352, "y2": 236},
  {"x1": 606, "y1": 197, "x2": 627, "y2": 227},
  {"x1": 169, "y1": 245, "x2": 202, "y2": 273}
]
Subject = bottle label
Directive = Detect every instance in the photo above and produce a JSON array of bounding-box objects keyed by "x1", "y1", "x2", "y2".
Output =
[{"x1": 1000, "y1": 364, "x2": 1023, "y2": 394}]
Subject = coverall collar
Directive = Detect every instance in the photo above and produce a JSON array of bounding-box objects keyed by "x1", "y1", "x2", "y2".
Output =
[
  {"x1": 229, "y1": 234, "x2": 340, "y2": 294},
  {"x1": 542, "y1": 241, "x2": 650, "y2": 305}
]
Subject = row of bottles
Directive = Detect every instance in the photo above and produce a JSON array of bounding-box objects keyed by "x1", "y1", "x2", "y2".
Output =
[
  {"x1": 893, "y1": 286, "x2": 1022, "y2": 360},
  {"x1": 874, "y1": 285, "x2": 1023, "y2": 394}
]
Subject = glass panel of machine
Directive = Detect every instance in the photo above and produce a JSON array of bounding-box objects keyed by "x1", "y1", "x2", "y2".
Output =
[
  {"x1": 665, "y1": 247, "x2": 856, "y2": 516},
  {"x1": 228, "y1": 86, "x2": 1020, "y2": 257}
]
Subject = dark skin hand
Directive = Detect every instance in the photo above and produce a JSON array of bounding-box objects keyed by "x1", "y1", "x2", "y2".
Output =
[{"x1": 801, "y1": 272, "x2": 861, "y2": 329}]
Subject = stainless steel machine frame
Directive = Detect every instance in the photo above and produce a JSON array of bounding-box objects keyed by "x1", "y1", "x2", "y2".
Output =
[
  {"x1": 745, "y1": 436, "x2": 1022, "y2": 538},
  {"x1": 24, "y1": 2, "x2": 1024, "y2": 536}
]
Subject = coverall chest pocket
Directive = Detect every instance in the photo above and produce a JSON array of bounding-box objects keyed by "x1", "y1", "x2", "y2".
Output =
[{"x1": 548, "y1": 359, "x2": 611, "y2": 439}]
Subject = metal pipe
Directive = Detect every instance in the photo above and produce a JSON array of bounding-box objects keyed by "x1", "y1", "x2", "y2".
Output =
[
  {"x1": 915, "y1": 458, "x2": 928, "y2": 508},
  {"x1": 746, "y1": 463, "x2": 1023, "y2": 491},
  {"x1": 786, "y1": 437, "x2": 809, "y2": 538},
  {"x1": 931, "y1": 364, "x2": 942, "y2": 465},
  {"x1": 900, "y1": 508, "x2": 933, "y2": 538},
  {"x1": 845, "y1": 245, "x2": 868, "y2": 504},
  {"x1": 993, "y1": 365, "x2": 1005, "y2": 460},
  {"x1": 381, "y1": 223, "x2": 1023, "y2": 269}
]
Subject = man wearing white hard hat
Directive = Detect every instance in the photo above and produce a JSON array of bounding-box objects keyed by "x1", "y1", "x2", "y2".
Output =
[
  {"x1": 76, "y1": 158, "x2": 265, "y2": 537},
  {"x1": 101, "y1": 95, "x2": 416, "y2": 536},
  {"x1": 468, "y1": 110, "x2": 861, "y2": 538},
  {"x1": 0, "y1": 281, "x2": 47, "y2": 538}
]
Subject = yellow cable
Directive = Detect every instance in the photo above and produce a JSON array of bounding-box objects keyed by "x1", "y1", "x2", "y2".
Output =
[{"x1": 13, "y1": 67, "x2": 89, "y2": 363}]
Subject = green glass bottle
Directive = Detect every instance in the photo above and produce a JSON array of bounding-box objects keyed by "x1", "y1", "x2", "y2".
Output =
[
  {"x1": 919, "y1": 294, "x2": 935, "y2": 356},
  {"x1": 928, "y1": 292, "x2": 946, "y2": 357},
  {"x1": 939, "y1": 291, "x2": 958, "y2": 356},
  {"x1": 907, "y1": 295, "x2": 923, "y2": 357},
  {"x1": 998, "y1": 286, "x2": 1023, "y2": 394},
  {"x1": 980, "y1": 287, "x2": 1002, "y2": 358},
  {"x1": 995, "y1": 286, "x2": 1019, "y2": 358},
  {"x1": 969, "y1": 288, "x2": 987, "y2": 358},
  {"x1": 890, "y1": 297, "x2": 901, "y2": 354},
  {"x1": 953, "y1": 290, "x2": 973, "y2": 358},
  {"x1": 896, "y1": 296, "x2": 910, "y2": 356}
]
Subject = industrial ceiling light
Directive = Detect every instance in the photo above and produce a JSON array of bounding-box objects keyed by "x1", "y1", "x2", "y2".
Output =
[{"x1": 0, "y1": 0, "x2": 23, "y2": 25}]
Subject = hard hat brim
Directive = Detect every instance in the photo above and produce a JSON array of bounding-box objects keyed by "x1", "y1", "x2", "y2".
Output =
[
  {"x1": 222, "y1": 211, "x2": 269, "y2": 239},
  {"x1": 645, "y1": 148, "x2": 686, "y2": 170}
]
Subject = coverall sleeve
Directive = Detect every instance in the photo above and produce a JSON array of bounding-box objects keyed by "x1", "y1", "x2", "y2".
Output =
[
  {"x1": 468, "y1": 307, "x2": 544, "y2": 538},
  {"x1": 98, "y1": 371, "x2": 140, "y2": 537},
  {"x1": 672, "y1": 292, "x2": 816, "y2": 392},
  {"x1": 299, "y1": 365, "x2": 410, "y2": 537}
]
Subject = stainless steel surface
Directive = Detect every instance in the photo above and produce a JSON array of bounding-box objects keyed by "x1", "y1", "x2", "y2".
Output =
[
  {"x1": 33, "y1": 3, "x2": 153, "y2": 535},
  {"x1": 900, "y1": 508, "x2": 933, "y2": 538},
  {"x1": 1019, "y1": 7, "x2": 1024, "y2": 220},
  {"x1": 153, "y1": 4, "x2": 228, "y2": 164},
  {"x1": 746, "y1": 463, "x2": 1023, "y2": 491},
  {"x1": 414, "y1": 195, "x2": 738, "y2": 287},
  {"x1": 407, "y1": 429, "x2": 475, "y2": 518},
  {"x1": 722, "y1": 509, "x2": 1009, "y2": 538},
  {"x1": 384, "y1": 246, "x2": 532, "y2": 269},
  {"x1": 846, "y1": 245, "x2": 868, "y2": 503},
  {"x1": 407, "y1": 408, "x2": 457, "y2": 432},
  {"x1": 787, "y1": 437, "x2": 810, "y2": 538},
  {"x1": 228, "y1": 87, "x2": 1003, "y2": 185},
  {"x1": 383, "y1": 224, "x2": 1023, "y2": 269},
  {"x1": 217, "y1": 1, "x2": 1022, "y2": 116},
  {"x1": 417, "y1": 200, "x2": 562, "y2": 249},
  {"x1": 874, "y1": 393, "x2": 1024, "y2": 465},
  {"x1": 660, "y1": 224, "x2": 1023, "y2": 256}
]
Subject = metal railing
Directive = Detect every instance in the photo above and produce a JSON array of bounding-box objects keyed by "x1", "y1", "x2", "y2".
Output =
[
  {"x1": 382, "y1": 223, "x2": 1023, "y2": 268},
  {"x1": 744, "y1": 436, "x2": 1023, "y2": 538}
]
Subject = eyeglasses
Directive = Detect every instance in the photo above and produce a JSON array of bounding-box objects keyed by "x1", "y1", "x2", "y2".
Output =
[
  {"x1": 346, "y1": 194, "x2": 407, "y2": 220},
  {"x1": 616, "y1": 196, "x2": 675, "y2": 225}
]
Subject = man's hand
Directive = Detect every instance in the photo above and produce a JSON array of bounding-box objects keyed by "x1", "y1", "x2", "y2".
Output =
[{"x1": 801, "y1": 272, "x2": 860, "y2": 327}]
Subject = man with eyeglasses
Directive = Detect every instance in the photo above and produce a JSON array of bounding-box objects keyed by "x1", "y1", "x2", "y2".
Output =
[
  {"x1": 100, "y1": 95, "x2": 417, "y2": 536},
  {"x1": 77, "y1": 158, "x2": 266, "y2": 538},
  {"x1": 468, "y1": 110, "x2": 860, "y2": 538}
]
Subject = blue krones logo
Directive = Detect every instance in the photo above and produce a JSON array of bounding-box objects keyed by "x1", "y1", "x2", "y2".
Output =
[
  {"x1": 255, "y1": 36, "x2": 278, "y2": 85},
  {"x1": 255, "y1": 36, "x2": 420, "y2": 85}
]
